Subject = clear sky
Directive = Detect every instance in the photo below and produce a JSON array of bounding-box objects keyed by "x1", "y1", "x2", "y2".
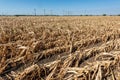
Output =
[{"x1": 0, "y1": 0, "x2": 120, "y2": 15}]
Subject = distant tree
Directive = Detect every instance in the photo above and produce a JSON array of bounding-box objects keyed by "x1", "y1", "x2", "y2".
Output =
[
  {"x1": 14, "y1": 15, "x2": 20, "y2": 17},
  {"x1": 89, "y1": 15, "x2": 93, "y2": 16},
  {"x1": 118, "y1": 14, "x2": 120, "y2": 16},
  {"x1": 103, "y1": 14, "x2": 107, "y2": 16},
  {"x1": 85, "y1": 15, "x2": 89, "y2": 16}
]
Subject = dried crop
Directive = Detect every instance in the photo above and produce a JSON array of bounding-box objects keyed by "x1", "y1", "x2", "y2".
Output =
[{"x1": 0, "y1": 16, "x2": 120, "y2": 80}]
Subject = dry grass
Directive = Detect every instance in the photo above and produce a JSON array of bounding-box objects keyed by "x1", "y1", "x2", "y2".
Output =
[{"x1": 0, "y1": 16, "x2": 120, "y2": 80}]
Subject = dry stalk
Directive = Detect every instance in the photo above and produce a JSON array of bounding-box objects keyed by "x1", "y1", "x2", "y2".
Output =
[
  {"x1": 110, "y1": 67, "x2": 116, "y2": 80},
  {"x1": 95, "y1": 65, "x2": 102, "y2": 80},
  {"x1": 15, "y1": 64, "x2": 39, "y2": 80}
]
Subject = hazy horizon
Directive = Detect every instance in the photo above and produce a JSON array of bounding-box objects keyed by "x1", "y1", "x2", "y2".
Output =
[{"x1": 0, "y1": 0, "x2": 120, "y2": 15}]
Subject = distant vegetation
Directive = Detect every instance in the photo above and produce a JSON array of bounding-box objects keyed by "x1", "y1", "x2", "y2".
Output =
[
  {"x1": 1, "y1": 14, "x2": 120, "y2": 16},
  {"x1": 118, "y1": 14, "x2": 120, "y2": 16},
  {"x1": 102, "y1": 14, "x2": 107, "y2": 16}
]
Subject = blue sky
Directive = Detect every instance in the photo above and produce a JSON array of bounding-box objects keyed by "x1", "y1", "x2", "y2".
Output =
[{"x1": 0, "y1": 0, "x2": 120, "y2": 15}]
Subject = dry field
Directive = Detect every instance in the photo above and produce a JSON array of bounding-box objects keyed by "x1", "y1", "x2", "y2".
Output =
[{"x1": 0, "y1": 16, "x2": 120, "y2": 80}]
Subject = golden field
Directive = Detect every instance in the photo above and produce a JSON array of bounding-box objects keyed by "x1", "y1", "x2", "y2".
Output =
[{"x1": 0, "y1": 16, "x2": 120, "y2": 80}]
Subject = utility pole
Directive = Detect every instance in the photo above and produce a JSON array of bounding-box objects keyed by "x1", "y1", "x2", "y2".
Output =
[
  {"x1": 34, "y1": 9, "x2": 36, "y2": 16},
  {"x1": 68, "y1": 10, "x2": 70, "y2": 16},
  {"x1": 84, "y1": 10, "x2": 86, "y2": 16},
  {"x1": 63, "y1": 10, "x2": 66, "y2": 16},
  {"x1": 43, "y1": 9, "x2": 46, "y2": 16},
  {"x1": 50, "y1": 10, "x2": 53, "y2": 16},
  {"x1": 62, "y1": 10, "x2": 64, "y2": 16},
  {"x1": 1, "y1": 12, "x2": 4, "y2": 16}
]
